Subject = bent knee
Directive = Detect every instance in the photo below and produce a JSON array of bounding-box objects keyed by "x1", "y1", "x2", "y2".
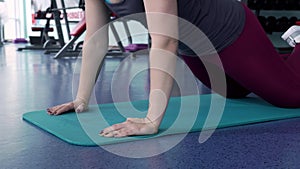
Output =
[{"x1": 266, "y1": 95, "x2": 300, "y2": 108}]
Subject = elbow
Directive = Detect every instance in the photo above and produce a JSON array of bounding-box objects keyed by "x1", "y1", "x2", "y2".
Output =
[
  {"x1": 151, "y1": 35, "x2": 178, "y2": 52},
  {"x1": 82, "y1": 39, "x2": 108, "y2": 55}
]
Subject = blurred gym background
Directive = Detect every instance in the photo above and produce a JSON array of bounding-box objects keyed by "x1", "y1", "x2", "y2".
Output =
[{"x1": 0, "y1": 0, "x2": 299, "y2": 56}]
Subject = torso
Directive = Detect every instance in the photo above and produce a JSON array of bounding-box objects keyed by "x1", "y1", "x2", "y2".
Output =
[{"x1": 105, "y1": 0, "x2": 246, "y2": 55}]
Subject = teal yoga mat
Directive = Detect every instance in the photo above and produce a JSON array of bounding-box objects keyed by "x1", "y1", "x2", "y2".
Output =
[{"x1": 23, "y1": 94, "x2": 300, "y2": 146}]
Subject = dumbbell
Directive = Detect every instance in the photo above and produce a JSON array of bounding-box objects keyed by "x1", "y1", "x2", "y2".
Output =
[
  {"x1": 34, "y1": 10, "x2": 49, "y2": 19},
  {"x1": 247, "y1": 0, "x2": 264, "y2": 10},
  {"x1": 275, "y1": 17, "x2": 289, "y2": 32},
  {"x1": 288, "y1": 17, "x2": 298, "y2": 27},
  {"x1": 296, "y1": 0, "x2": 300, "y2": 10},
  {"x1": 262, "y1": 0, "x2": 274, "y2": 10},
  {"x1": 265, "y1": 16, "x2": 277, "y2": 33},
  {"x1": 258, "y1": 16, "x2": 267, "y2": 30},
  {"x1": 273, "y1": 0, "x2": 286, "y2": 10},
  {"x1": 284, "y1": 0, "x2": 296, "y2": 10},
  {"x1": 258, "y1": 16, "x2": 299, "y2": 33},
  {"x1": 257, "y1": 16, "x2": 266, "y2": 31}
]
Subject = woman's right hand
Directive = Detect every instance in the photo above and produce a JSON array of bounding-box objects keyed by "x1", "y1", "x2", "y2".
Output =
[{"x1": 47, "y1": 99, "x2": 87, "y2": 115}]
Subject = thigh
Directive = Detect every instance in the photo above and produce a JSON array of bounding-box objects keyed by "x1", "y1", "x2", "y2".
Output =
[
  {"x1": 218, "y1": 5, "x2": 300, "y2": 107},
  {"x1": 181, "y1": 55, "x2": 251, "y2": 98}
]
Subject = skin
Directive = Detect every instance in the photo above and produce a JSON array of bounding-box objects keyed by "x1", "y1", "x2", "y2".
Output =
[{"x1": 47, "y1": 0, "x2": 178, "y2": 138}]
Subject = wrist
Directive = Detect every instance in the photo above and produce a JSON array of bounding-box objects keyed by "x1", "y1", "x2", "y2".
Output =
[
  {"x1": 74, "y1": 97, "x2": 88, "y2": 112},
  {"x1": 145, "y1": 116, "x2": 161, "y2": 130}
]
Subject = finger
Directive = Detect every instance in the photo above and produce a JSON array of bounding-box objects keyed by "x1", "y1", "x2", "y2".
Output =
[
  {"x1": 47, "y1": 105, "x2": 59, "y2": 114},
  {"x1": 47, "y1": 108, "x2": 52, "y2": 114},
  {"x1": 48, "y1": 103, "x2": 72, "y2": 115},
  {"x1": 114, "y1": 128, "x2": 134, "y2": 137},
  {"x1": 102, "y1": 130, "x2": 118, "y2": 137},
  {"x1": 75, "y1": 103, "x2": 85, "y2": 113},
  {"x1": 54, "y1": 104, "x2": 73, "y2": 115},
  {"x1": 100, "y1": 123, "x2": 127, "y2": 135},
  {"x1": 100, "y1": 122, "x2": 128, "y2": 137},
  {"x1": 47, "y1": 106, "x2": 60, "y2": 115},
  {"x1": 49, "y1": 105, "x2": 65, "y2": 115}
]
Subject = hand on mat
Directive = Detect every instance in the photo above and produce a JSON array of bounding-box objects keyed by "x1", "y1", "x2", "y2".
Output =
[
  {"x1": 47, "y1": 99, "x2": 87, "y2": 115},
  {"x1": 100, "y1": 118, "x2": 159, "y2": 137}
]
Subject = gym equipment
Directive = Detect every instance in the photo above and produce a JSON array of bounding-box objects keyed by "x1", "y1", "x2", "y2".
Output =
[
  {"x1": 288, "y1": 16, "x2": 298, "y2": 27},
  {"x1": 53, "y1": 14, "x2": 149, "y2": 59},
  {"x1": 44, "y1": 0, "x2": 86, "y2": 55},
  {"x1": 262, "y1": 0, "x2": 274, "y2": 10},
  {"x1": 281, "y1": 25, "x2": 300, "y2": 47},
  {"x1": 46, "y1": 0, "x2": 85, "y2": 43},
  {"x1": 18, "y1": 0, "x2": 85, "y2": 52},
  {"x1": 258, "y1": 15, "x2": 267, "y2": 32},
  {"x1": 265, "y1": 16, "x2": 276, "y2": 33},
  {"x1": 23, "y1": 94, "x2": 300, "y2": 146},
  {"x1": 124, "y1": 44, "x2": 148, "y2": 52},
  {"x1": 17, "y1": 11, "x2": 62, "y2": 51},
  {"x1": 51, "y1": 15, "x2": 127, "y2": 59},
  {"x1": 273, "y1": 0, "x2": 285, "y2": 10},
  {"x1": 247, "y1": 0, "x2": 263, "y2": 10},
  {"x1": 50, "y1": 17, "x2": 86, "y2": 58},
  {"x1": 285, "y1": 0, "x2": 297, "y2": 10},
  {"x1": 257, "y1": 16, "x2": 299, "y2": 34},
  {"x1": 248, "y1": 0, "x2": 300, "y2": 10},
  {"x1": 18, "y1": 0, "x2": 66, "y2": 51},
  {"x1": 275, "y1": 16, "x2": 289, "y2": 32}
]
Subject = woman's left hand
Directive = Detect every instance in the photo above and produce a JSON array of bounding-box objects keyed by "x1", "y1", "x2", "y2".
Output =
[{"x1": 100, "y1": 118, "x2": 159, "y2": 137}]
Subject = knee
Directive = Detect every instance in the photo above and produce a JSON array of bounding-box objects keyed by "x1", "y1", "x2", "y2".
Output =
[
  {"x1": 266, "y1": 94, "x2": 300, "y2": 108},
  {"x1": 225, "y1": 92, "x2": 250, "y2": 99},
  {"x1": 225, "y1": 88, "x2": 251, "y2": 99}
]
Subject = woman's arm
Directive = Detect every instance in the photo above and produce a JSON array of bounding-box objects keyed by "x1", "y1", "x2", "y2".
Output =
[
  {"x1": 144, "y1": 0, "x2": 178, "y2": 126},
  {"x1": 101, "y1": 0, "x2": 178, "y2": 137},
  {"x1": 75, "y1": 0, "x2": 110, "y2": 112},
  {"x1": 47, "y1": 0, "x2": 110, "y2": 115}
]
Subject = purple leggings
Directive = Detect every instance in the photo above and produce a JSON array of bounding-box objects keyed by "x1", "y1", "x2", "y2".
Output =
[{"x1": 182, "y1": 5, "x2": 300, "y2": 108}]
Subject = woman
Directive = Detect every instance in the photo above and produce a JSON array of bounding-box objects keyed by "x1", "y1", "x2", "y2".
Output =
[{"x1": 47, "y1": 0, "x2": 300, "y2": 137}]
